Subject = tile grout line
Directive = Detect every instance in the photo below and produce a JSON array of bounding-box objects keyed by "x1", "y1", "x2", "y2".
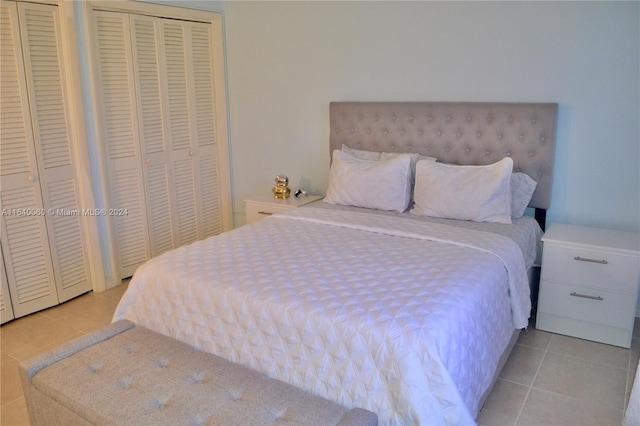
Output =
[{"x1": 512, "y1": 331, "x2": 553, "y2": 426}]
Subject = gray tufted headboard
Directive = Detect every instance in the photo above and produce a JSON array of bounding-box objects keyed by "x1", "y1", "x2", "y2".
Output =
[{"x1": 329, "y1": 102, "x2": 558, "y2": 228}]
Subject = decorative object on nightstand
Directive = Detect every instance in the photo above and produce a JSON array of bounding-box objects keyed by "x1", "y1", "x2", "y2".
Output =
[
  {"x1": 244, "y1": 193, "x2": 323, "y2": 225},
  {"x1": 272, "y1": 175, "x2": 291, "y2": 199},
  {"x1": 536, "y1": 223, "x2": 640, "y2": 348}
]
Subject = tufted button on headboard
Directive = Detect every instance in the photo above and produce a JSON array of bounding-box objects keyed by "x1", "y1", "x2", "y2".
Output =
[{"x1": 330, "y1": 102, "x2": 558, "y2": 212}]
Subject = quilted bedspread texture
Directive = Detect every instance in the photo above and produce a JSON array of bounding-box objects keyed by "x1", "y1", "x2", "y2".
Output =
[{"x1": 113, "y1": 207, "x2": 532, "y2": 425}]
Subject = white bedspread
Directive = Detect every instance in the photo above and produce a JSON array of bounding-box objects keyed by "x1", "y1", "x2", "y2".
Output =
[{"x1": 113, "y1": 207, "x2": 532, "y2": 425}]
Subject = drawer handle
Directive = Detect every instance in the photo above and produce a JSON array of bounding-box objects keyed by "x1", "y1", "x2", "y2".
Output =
[
  {"x1": 574, "y1": 256, "x2": 608, "y2": 265},
  {"x1": 570, "y1": 292, "x2": 603, "y2": 301},
  {"x1": 257, "y1": 211, "x2": 273, "y2": 216}
]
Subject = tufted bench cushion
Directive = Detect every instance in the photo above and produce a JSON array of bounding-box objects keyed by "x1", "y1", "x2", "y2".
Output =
[{"x1": 19, "y1": 320, "x2": 378, "y2": 426}]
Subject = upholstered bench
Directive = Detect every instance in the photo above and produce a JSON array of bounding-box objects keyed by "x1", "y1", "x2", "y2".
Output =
[{"x1": 19, "y1": 320, "x2": 378, "y2": 426}]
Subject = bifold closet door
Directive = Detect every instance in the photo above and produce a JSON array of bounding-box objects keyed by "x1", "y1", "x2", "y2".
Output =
[
  {"x1": 132, "y1": 15, "x2": 224, "y2": 246},
  {"x1": 94, "y1": 11, "x2": 227, "y2": 278},
  {"x1": 0, "y1": 1, "x2": 92, "y2": 318}
]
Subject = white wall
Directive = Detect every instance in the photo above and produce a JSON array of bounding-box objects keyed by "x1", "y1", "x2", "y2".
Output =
[{"x1": 220, "y1": 1, "x2": 639, "y2": 235}]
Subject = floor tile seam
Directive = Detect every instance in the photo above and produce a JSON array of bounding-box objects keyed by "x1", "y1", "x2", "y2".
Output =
[
  {"x1": 527, "y1": 385, "x2": 625, "y2": 415},
  {"x1": 0, "y1": 391, "x2": 24, "y2": 408},
  {"x1": 4, "y1": 331, "x2": 86, "y2": 362},
  {"x1": 543, "y1": 348, "x2": 630, "y2": 372},
  {"x1": 0, "y1": 316, "x2": 42, "y2": 334},
  {"x1": 494, "y1": 377, "x2": 531, "y2": 389},
  {"x1": 514, "y1": 334, "x2": 553, "y2": 426},
  {"x1": 512, "y1": 339, "x2": 552, "y2": 353},
  {"x1": 513, "y1": 342, "x2": 548, "y2": 426},
  {"x1": 29, "y1": 312, "x2": 89, "y2": 335},
  {"x1": 513, "y1": 342, "x2": 548, "y2": 352}
]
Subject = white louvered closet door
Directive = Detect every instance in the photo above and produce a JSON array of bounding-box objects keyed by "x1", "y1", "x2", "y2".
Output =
[
  {"x1": 0, "y1": 1, "x2": 92, "y2": 317},
  {"x1": 0, "y1": 1, "x2": 58, "y2": 317},
  {"x1": 184, "y1": 21, "x2": 224, "y2": 239},
  {"x1": 94, "y1": 11, "x2": 151, "y2": 277},
  {"x1": 160, "y1": 19, "x2": 200, "y2": 247},
  {"x1": 17, "y1": 2, "x2": 92, "y2": 303},
  {"x1": 129, "y1": 15, "x2": 175, "y2": 258}
]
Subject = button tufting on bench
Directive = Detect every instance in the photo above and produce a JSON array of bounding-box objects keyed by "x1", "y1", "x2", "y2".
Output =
[
  {"x1": 189, "y1": 373, "x2": 205, "y2": 384},
  {"x1": 152, "y1": 394, "x2": 171, "y2": 408},
  {"x1": 155, "y1": 358, "x2": 171, "y2": 368},
  {"x1": 191, "y1": 415, "x2": 207, "y2": 426},
  {"x1": 87, "y1": 362, "x2": 104, "y2": 373},
  {"x1": 228, "y1": 388, "x2": 245, "y2": 401},
  {"x1": 117, "y1": 377, "x2": 133, "y2": 389}
]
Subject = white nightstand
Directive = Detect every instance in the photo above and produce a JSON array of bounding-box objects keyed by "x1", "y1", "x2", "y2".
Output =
[
  {"x1": 243, "y1": 193, "x2": 323, "y2": 225},
  {"x1": 536, "y1": 224, "x2": 640, "y2": 348}
]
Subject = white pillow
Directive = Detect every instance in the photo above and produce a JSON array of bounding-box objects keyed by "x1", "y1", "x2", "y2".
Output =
[
  {"x1": 510, "y1": 172, "x2": 537, "y2": 218},
  {"x1": 411, "y1": 157, "x2": 513, "y2": 223},
  {"x1": 342, "y1": 144, "x2": 436, "y2": 178},
  {"x1": 324, "y1": 150, "x2": 412, "y2": 212}
]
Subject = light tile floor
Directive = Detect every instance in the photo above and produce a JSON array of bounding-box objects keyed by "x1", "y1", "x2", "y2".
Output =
[
  {"x1": 478, "y1": 317, "x2": 640, "y2": 426},
  {"x1": 1, "y1": 283, "x2": 638, "y2": 426}
]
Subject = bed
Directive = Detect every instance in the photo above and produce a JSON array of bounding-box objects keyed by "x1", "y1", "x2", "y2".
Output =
[{"x1": 113, "y1": 102, "x2": 558, "y2": 425}]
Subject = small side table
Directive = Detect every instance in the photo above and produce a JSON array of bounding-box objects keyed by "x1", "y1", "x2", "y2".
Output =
[{"x1": 536, "y1": 223, "x2": 640, "y2": 348}]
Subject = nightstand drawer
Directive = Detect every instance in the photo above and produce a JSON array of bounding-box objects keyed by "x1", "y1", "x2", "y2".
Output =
[
  {"x1": 538, "y1": 280, "x2": 636, "y2": 329},
  {"x1": 541, "y1": 245, "x2": 639, "y2": 293}
]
